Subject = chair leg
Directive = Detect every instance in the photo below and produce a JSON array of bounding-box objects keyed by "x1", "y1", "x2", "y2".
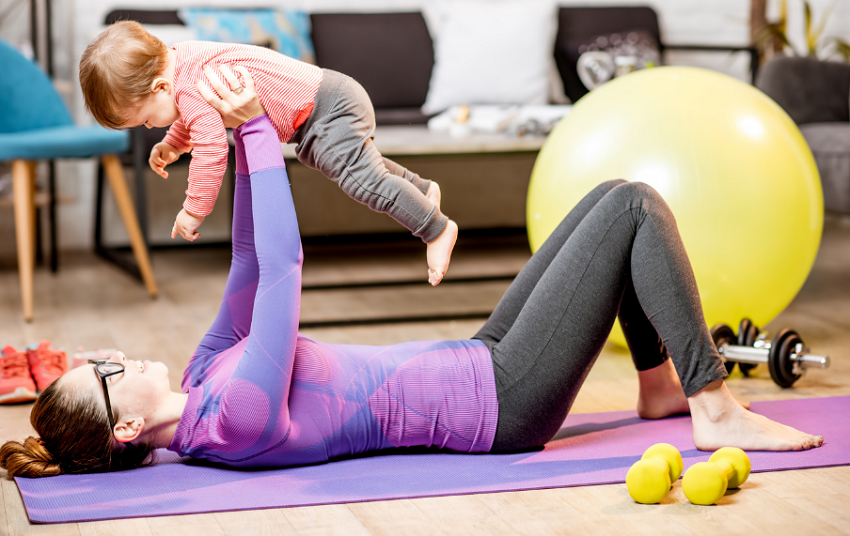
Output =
[
  {"x1": 12, "y1": 160, "x2": 36, "y2": 322},
  {"x1": 48, "y1": 160, "x2": 58, "y2": 272},
  {"x1": 100, "y1": 154, "x2": 158, "y2": 298},
  {"x1": 27, "y1": 161, "x2": 37, "y2": 266}
]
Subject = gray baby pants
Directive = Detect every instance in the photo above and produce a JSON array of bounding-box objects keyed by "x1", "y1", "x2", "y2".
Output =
[
  {"x1": 290, "y1": 69, "x2": 448, "y2": 243},
  {"x1": 475, "y1": 180, "x2": 728, "y2": 452}
]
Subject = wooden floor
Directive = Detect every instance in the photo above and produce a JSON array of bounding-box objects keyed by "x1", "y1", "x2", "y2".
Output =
[{"x1": 1, "y1": 218, "x2": 849, "y2": 536}]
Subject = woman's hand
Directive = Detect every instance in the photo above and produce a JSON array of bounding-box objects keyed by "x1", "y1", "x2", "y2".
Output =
[{"x1": 196, "y1": 64, "x2": 266, "y2": 129}]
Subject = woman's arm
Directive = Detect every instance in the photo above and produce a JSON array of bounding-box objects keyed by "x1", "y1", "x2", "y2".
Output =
[
  {"x1": 187, "y1": 135, "x2": 258, "y2": 389},
  {"x1": 191, "y1": 67, "x2": 303, "y2": 456},
  {"x1": 186, "y1": 66, "x2": 277, "y2": 389}
]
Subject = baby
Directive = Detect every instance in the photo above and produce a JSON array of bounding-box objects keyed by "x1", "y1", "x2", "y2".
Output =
[{"x1": 80, "y1": 21, "x2": 457, "y2": 285}]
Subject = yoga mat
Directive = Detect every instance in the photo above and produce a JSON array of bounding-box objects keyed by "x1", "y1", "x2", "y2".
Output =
[{"x1": 14, "y1": 396, "x2": 850, "y2": 524}]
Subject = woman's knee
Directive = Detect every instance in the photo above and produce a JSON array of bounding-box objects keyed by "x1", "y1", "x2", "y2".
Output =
[
  {"x1": 609, "y1": 181, "x2": 666, "y2": 206},
  {"x1": 596, "y1": 179, "x2": 628, "y2": 195},
  {"x1": 567, "y1": 180, "x2": 629, "y2": 218},
  {"x1": 607, "y1": 182, "x2": 679, "y2": 228}
]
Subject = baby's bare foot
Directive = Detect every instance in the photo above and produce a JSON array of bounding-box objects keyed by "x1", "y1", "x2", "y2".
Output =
[
  {"x1": 689, "y1": 380, "x2": 823, "y2": 451},
  {"x1": 426, "y1": 182, "x2": 442, "y2": 210},
  {"x1": 427, "y1": 220, "x2": 458, "y2": 286}
]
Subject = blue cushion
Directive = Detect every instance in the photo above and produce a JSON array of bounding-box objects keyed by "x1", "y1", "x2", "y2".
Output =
[
  {"x1": 178, "y1": 8, "x2": 315, "y2": 63},
  {"x1": 0, "y1": 125, "x2": 129, "y2": 161},
  {"x1": 0, "y1": 39, "x2": 72, "y2": 133}
]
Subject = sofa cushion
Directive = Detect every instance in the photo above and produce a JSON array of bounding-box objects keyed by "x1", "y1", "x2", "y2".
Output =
[
  {"x1": 800, "y1": 122, "x2": 850, "y2": 214},
  {"x1": 757, "y1": 57, "x2": 850, "y2": 125},
  {"x1": 310, "y1": 12, "x2": 434, "y2": 124},
  {"x1": 575, "y1": 29, "x2": 661, "y2": 90},
  {"x1": 554, "y1": 6, "x2": 662, "y2": 102},
  {"x1": 178, "y1": 8, "x2": 315, "y2": 63},
  {"x1": 420, "y1": 1, "x2": 556, "y2": 114}
]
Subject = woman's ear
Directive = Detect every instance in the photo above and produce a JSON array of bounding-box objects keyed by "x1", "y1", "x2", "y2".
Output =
[{"x1": 113, "y1": 417, "x2": 145, "y2": 443}]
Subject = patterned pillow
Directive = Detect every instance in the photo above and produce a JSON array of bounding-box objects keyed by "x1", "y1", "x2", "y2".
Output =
[
  {"x1": 576, "y1": 30, "x2": 661, "y2": 90},
  {"x1": 177, "y1": 8, "x2": 315, "y2": 64},
  {"x1": 578, "y1": 30, "x2": 661, "y2": 70}
]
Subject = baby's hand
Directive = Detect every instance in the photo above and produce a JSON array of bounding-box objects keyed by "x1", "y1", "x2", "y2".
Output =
[
  {"x1": 172, "y1": 208, "x2": 204, "y2": 241},
  {"x1": 149, "y1": 142, "x2": 181, "y2": 179}
]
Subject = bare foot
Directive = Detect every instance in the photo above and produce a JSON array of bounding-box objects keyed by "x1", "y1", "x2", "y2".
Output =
[
  {"x1": 689, "y1": 379, "x2": 824, "y2": 451},
  {"x1": 637, "y1": 360, "x2": 749, "y2": 419},
  {"x1": 426, "y1": 181, "x2": 442, "y2": 210},
  {"x1": 426, "y1": 219, "x2": 458, "y2": 286},
  {"x1": 637, "y1": 360, "x2": 690, "y2": 419}
]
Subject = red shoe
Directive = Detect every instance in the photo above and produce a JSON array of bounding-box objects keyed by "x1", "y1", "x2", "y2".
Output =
[
  {"x1": 26, "y1": 341, "x2": 68, "y2": 392},
  {"x1": 0, "y1": 346, "x2": 38, "y2": 404}
]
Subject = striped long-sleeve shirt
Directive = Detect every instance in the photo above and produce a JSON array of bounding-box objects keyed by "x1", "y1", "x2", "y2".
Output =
[
  {"x1": 168, "y1": 115, "x2": 499, "y2": 468},
  {"x1": 163, "y1": 41, "x2": 322, "y2": 216}
]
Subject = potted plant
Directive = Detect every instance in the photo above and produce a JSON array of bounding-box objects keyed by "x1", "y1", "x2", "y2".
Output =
[{"x1": 756, "y1": 0, "x2": 850, "y2": 60}]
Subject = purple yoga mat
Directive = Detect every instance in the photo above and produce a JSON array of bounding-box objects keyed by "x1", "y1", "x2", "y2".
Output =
[{"x1": 15, "y1": 396, "x2": 850, "y2": 524}]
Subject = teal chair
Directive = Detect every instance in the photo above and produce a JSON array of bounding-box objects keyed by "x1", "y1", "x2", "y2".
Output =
[{"x1": 0, "y1": 39, "x2": 157, "y2": 321}]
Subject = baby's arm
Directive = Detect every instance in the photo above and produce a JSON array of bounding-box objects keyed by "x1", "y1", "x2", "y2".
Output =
[
  {"x1": 149, "y1": 140, "x2": 182, "y2": 179},
  {"x1": 162, "y1": 117, "x2": 193, "y2": 155},
  {"x1": 169, "y1": 88, "x2": 231, "y2": 241}
]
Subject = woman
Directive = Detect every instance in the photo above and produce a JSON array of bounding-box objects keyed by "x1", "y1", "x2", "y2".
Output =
[{"x1": 1, "y1": 67, "x2": 823, "y2": 478}]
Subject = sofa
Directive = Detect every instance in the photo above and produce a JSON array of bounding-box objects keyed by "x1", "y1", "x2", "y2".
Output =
[
  {"x1": 100, "y1": 6, "x2": 758, "y2": 240},
  {"x1": 757, "y1": 56, "x2": 850, "y2": 215},
  {"x1": 308, "y1": 8, "x2": 757, "y2": 124}
]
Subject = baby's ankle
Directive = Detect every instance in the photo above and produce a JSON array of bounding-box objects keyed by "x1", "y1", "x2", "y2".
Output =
[{"x1": 426, "y1": 182, "x2": 442, "y2": 208}]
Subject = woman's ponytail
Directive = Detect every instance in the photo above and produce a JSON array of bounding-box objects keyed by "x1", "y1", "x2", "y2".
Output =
[{"x1": 0, "y1": 436, "x2": 63, "y2": 477}]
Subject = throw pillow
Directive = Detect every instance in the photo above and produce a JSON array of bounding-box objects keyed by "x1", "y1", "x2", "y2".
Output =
[
  {"x1": 177, "y1": 8, "x2": 315, "y2": 63},
  {"x1": 575, "y1": 30, "x2": 661, "y2": 90},
  {"x1": 421, "y1": 0, "x2": 558, "y2": 115}
]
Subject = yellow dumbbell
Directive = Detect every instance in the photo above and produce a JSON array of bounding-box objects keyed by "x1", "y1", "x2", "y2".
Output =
[
  {"x1": 682, "y1": 447, "x2": 751, "y2": 505},
  {"x1": 626, "y1": 443, "x2": 684, "y2": 504}
]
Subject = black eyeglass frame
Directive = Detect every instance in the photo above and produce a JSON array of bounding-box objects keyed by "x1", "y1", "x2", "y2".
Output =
[{"x1": 88, "y1": 358, "x2": 124, "y2": 436}]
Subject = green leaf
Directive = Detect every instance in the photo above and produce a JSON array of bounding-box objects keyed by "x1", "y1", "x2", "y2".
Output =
[
  {"x1": 823, "y1": 37, "x2": 850, "y2": 61},
  {"x1": 773, "y1": 0, "x2": 788, "y2": 39},
  {"x1": 812, "y1": 0, "x2": 837, "y2": 41},
  {"x1": 804, "y1": 1, "x2": 816, "y2": 56},
  {"x1": 758, "y1": 24, "x2": 798, "y2": 55}
]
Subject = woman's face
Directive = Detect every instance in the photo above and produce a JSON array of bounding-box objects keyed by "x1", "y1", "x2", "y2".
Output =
[{"x1": 60, "y1": 352, "x2": 172, "y2": 435}]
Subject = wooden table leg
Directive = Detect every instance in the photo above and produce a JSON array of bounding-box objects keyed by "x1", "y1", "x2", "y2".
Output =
[
  {"x1": 12, "y1": 160, "x2": 35, "y2": 322},
  {"x1": 101, "y1": 154, "x2": 158, "y2": 298}
]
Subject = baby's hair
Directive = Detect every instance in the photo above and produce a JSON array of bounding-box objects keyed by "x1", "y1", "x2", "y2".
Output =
[{"x1": 79, "y1": 20, "x2": 168, "y2": 129}]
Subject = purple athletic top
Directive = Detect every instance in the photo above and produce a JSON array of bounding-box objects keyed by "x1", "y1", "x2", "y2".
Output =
[{"x1": 168, "y1": 115, "x2": 499, "y2": 468}]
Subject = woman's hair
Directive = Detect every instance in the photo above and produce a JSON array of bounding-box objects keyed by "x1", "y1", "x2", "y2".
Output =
[
  {"x1": 0, "y1": 377, "x2": 154, "y2": 478},
  {"x1": 79, "y1": 20, "x2": 168, "y2": 129}
]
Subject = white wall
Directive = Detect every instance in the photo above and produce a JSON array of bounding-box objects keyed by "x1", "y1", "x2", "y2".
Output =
[{"x1": 1, "y1": 0, "x2": 849, "y2": 253}]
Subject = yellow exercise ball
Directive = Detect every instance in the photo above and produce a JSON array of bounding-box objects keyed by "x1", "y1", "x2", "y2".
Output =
[{"x1": 527, "y1": 66, "x2": 823, "y2": 347}]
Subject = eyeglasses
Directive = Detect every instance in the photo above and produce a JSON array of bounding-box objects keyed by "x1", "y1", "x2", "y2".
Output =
[{"x1": 89, "y1": 358, "x2": 124, "y2": 436}]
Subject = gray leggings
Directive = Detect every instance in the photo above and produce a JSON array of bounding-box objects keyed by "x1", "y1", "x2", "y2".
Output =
[
  {"x1": 475, "y1": 180, "x2": 728, "y2": 452},
  {"x1": 290, "y1": 69, "x2": 448, "y2": 243}
]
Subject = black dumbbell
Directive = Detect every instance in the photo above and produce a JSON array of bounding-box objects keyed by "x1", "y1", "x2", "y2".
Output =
[
  {"x1": 710, "y1": 319, "x2": 830, "y2": 387},
  {"x1": 735, "y1": 318, "x2": 759, "y2": 376}
]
